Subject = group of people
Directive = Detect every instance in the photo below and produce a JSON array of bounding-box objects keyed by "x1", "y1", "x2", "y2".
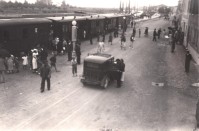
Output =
[{"x1": 0, "y1": 38, "x2": 82, "y2": 89}]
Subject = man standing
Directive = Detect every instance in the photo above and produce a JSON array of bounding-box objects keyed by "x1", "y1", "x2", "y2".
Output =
[
  {"x1": 185, "y1": 50, "x2": 192, "y2": 73},
  {"x1": 120, "y1": 59, "x2": 125, "y2": 86},
  {"x1": 116, "y1": 59, "x2": 122, "y2": 88},
  {"x1": 108, "y1": 33, "x2": 113, "y2": 45},
  {"x1": 130, "y1": 33, "x2": 134, "y2": 48},
  {"x1": 171, "y1": 37, "x2": 176, "y2": 53},
  {"x1": 40, "y1": 60, "x2": 51, "y2": 93},
  {"x1": 153, "y1": 29, "x2": 157, "y2": 41},
  {"x1": 50, "y1": 53, "x2": 58, "y2": 72},
  {"x1": 157, "y1": 28, "x2": 162, "y2": 39},
  {"x1": 40, "y1": 48, "x2": 48, "y2": 63}
]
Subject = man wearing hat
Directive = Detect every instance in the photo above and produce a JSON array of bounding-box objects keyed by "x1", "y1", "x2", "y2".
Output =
[{"x1": 40, "y1": 60, "x2": 51, "y2": 93}]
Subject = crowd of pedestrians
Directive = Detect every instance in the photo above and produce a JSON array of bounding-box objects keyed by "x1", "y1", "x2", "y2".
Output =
[{"x1": 0, "y1": 16, "x2": 188, "y2": 92}]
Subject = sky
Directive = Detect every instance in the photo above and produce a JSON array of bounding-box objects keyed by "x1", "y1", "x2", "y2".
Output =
[{"x1": 6, "y1": 0, "x2": 179, "y2": 8}]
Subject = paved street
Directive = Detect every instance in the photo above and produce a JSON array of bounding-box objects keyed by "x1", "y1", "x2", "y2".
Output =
[{"x1": 0, "y1": 18, "x2": 199, "y2": 131}]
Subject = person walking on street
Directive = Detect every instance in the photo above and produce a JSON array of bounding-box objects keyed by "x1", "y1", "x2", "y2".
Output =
[
  {"x1": 50, "y1": 53, "x2": 58, "y2": 72},
  {"x1": 0, "y1": 57, "x2": 6, "y2": 83},
  {"x1": 121, "y1": 34, "x2": 126, "y2": 50},
  {"x1": 157, "y1": 28, "x2": 162, "y2": 39},
  {"x1": 71, "y1": 57, "x2": 77, "y2": 77},
  {"x1": 89, "y1": 32, "x2": 93, "y2": 45},
  {"x1": 171, "y1": 37, "x2": 176, "y2": 53},
  {"x1": 153, "y1": 29, "x2": 157, "y2": 42},
  {"x1": 144, "y1": 27, "x2": 148, "y2": 36},
  {"x1": 139, "y1": 28, "x2": 141, "y2": 38},
  {"x1": 130, "y1": 33, "x2": 135, "y2": 49},
  {"x1": 97, "y1": 40, "x2": 105, "y2": 53},
  {"x1": 40, "y1": 60, "x2": 51, "y2": 93},
  {"x1": 185, "y1": 49, "x2": 192, "y2": 73},
  {"x1": 116, "y1": 59, "x2": 122, "y2": 88},
  {"x1": 108, "y1": 33, "x2": 113, "y2": 45}
]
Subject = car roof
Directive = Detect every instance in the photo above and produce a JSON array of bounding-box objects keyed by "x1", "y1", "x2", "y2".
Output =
[{"x1": 84, "y1": 53, "x2": 113, "y2": 64}]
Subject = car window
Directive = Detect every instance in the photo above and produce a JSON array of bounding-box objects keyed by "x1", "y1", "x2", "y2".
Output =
[{"x1": 86, "y1": 62, "x2": 99, "y2": 69}]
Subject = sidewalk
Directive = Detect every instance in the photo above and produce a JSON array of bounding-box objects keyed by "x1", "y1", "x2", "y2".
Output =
[{"x1": 160, "y1": 39, "x2": 199, "y2": 99}]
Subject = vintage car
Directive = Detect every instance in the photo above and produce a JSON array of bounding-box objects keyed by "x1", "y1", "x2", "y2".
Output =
[{"x1": 81, "y1": 53, "x2": 119, "y2": 88}]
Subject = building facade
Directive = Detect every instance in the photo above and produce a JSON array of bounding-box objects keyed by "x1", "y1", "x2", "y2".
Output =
[
  {"x1": 186, "y1": 0, "x2": 199, "y2": 64},
  {"x1": 180, "y1": 0, "x2": 190, "y2": 47}
]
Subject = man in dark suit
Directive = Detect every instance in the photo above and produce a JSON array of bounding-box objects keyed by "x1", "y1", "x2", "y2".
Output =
[
  {"x1": 153, "y1": 29, "x2": 157, "y2": 41},
  {"x1": 40, "y1": 60, "x2": 51, "y2": 93}
]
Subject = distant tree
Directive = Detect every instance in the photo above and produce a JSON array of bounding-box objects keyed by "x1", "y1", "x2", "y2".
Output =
[
  {"x1": 61, "y1": 0, "x2": 67, "y2": 10},
  {"x1": 23, "y1": 0, "x2": 29, "y2": 8},
  {"x1": 158, "y1": 6, "x2": 171, "y2": 15}
]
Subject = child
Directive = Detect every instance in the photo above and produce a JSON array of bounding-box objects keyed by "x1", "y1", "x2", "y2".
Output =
[
  {"x1": 71, "y1": 57, "x2": 77, "y2": 77},
  {"x1": 50, "y1": 53, "x2": 58, "y2": 72},
  {"x1": 22, "y1": 54, "x2": 28, "y2": 69}
]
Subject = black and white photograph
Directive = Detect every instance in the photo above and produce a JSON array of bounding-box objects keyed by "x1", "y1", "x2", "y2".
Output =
[{"x1": 0, "y1": 0, "x2": 198, "y2": 130}]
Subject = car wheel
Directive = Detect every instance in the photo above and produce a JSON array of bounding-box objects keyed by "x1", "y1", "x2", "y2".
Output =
[{"x1": 103, "y1": 76, "x2": 109, "y2": 89}]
